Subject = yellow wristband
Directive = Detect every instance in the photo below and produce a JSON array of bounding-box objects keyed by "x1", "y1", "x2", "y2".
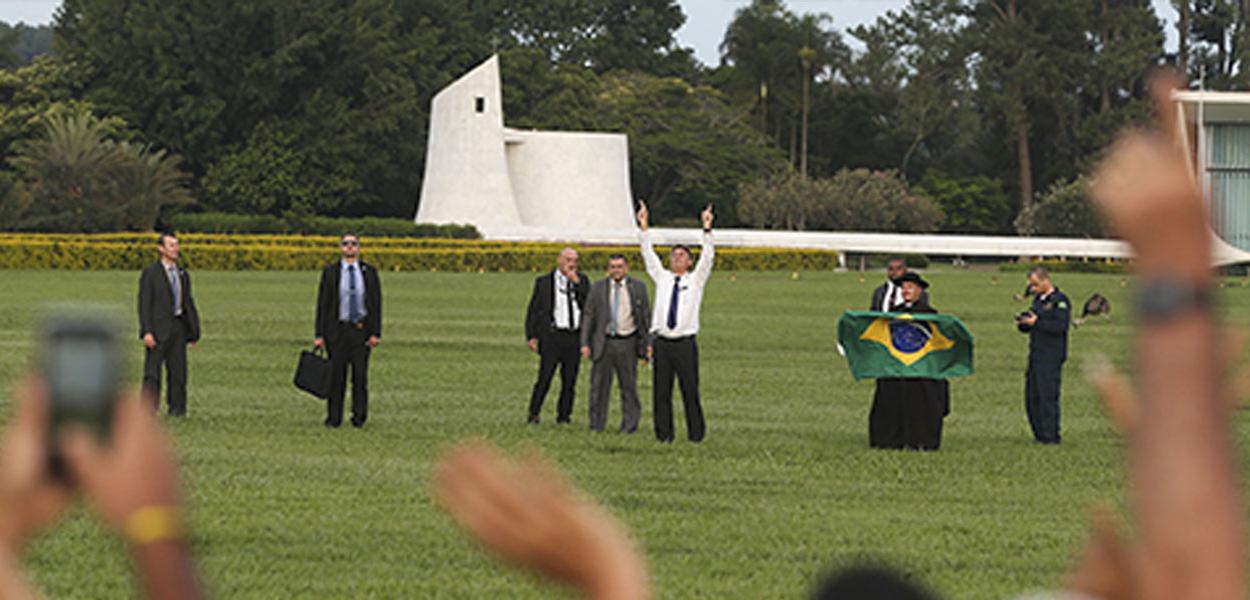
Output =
[{"x1": 123, "y1": 506, "x2": 185, "y2": 546}]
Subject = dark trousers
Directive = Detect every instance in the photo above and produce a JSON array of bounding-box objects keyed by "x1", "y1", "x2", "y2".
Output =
[
  {"x1": 1025, "y1": 359, "x2": 1064, "y2": 443},
  {"x1": 143, "y1": 317, "x2": 188, "y2": 415},
  {"x1": 869, "y1": 378, "x2": 947, "y2": 451},
  {"x1": 327, "y1": 323, "x2": 371, "y2": 427},
  {"x1": 588, "y1": 336, "x2": 641, "y2": 432},
  {"x1": 529, "y1": 330, "x2": 580, "y2": 422},
  {"x1": 653, "y1": 336, "x2": 704, "y2": 442}
]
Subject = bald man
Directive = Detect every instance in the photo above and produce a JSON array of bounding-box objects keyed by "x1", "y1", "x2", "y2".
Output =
[{"x1": 525, "y1": 248, "x2": 591, "y2": 424}]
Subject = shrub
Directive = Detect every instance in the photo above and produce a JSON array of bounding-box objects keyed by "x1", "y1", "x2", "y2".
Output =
[
  {"x1": 737, "y1": 169, "x2": 944, "y2": 233},
  {"x1": 169, "y1": 212, "x2": 480, "y2": 239},
  {"x1": 0, "y1": 234, "x2": 843, "y2": 272},
  {"x1": 1014, "y1": 176, "x2": 1106, "y2": 238}
]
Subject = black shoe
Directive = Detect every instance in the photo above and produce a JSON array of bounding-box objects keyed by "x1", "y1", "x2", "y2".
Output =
[
  {"x1": 167, "y1": 409, "x2": 186, "y2": 417},
  {"x1": 324, "y1": 420, "x2": 341, "y2": 429},
  {"x1": 556, "y1": 418, "x2": 571, "y2": 424},
  {"x1": 657, "y1": 437, "x2": 673, "y2": 443},
  {"x1": 351, "y1": 420, "x2": 365, "y2": 429},
  {"x1": 527, "y1": 415, "x2": 540, "y2": 425}
]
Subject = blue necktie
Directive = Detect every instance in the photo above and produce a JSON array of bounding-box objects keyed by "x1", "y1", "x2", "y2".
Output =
[
  {"x1": 667, "y1": 276, "x2": 680, "y2": 329},
  {"x1": 348, "y1": 265, "x2": 361, "y2": 322}
]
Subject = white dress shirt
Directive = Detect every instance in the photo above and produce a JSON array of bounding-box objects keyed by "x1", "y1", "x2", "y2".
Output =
[
  {"x1": 641, "y1": 230, "x2": 714, "y2": 339},
  {"x1": 878, "y1": 280, "x2": 903, "y2": 312},
  {"x1": 552, "y1": 270, "x2": 581, "y2": 330}
]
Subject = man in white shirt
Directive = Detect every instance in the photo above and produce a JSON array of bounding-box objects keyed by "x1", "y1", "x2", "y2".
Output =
[
  {"x1": 637, "y1": 201, "x2": 714, "y2": 443},
  {"x1": 524, "y1": 248, "x2": 590, "y2": 424}
]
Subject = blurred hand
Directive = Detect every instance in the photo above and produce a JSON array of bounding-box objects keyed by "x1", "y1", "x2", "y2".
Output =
[
  {"x1": 367, "y1": 336, "x2": 380, "y2": 348},
  {"x1": 1020, "y1": 313, "x2": 1039, "y2": 327},
  {"x1": 527, "y1": 338, "x2": 538, "y2": 353},
  {"x1": 61, "y1": 393, "x2": 183, "y2": 531},
  {"x1": 313, "y1": 337, "x2": 324, "y2": 349},
  {"x1": 143, "y1": 334, "x2": 156, "y2": 350},
  {"x1": 0, "y1": 377, "x2": 72, "y2": 552},
  {"x1": 433, "y1": 442, "x2": 650, "y2": 600},
  {"x1": 1090, "y1": 70, "x2": 1209, "y2": 279},
  {"x1": 636, "y1": 201, "x2": 649, "y2": 231},
  {"x1": 701, "y1": 204, "x2": 714, "y2": 230},
  {"x1": 580, "y1": 346, "x2": 591, "y2": 359}
]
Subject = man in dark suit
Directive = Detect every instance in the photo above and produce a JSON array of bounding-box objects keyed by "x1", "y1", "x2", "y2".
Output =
[
  {"x1": 525, "y1": 248, "x2": 590, "y2": 424},
  {"x1": 579, "y1": 254, "x2": 650, "y2": 433},
  {"x1": 315, "y1": 234, "x2": 382, "y2": 428},
  {"x1": 138, "y1": 231, "x2": 201, "y2": 416}
]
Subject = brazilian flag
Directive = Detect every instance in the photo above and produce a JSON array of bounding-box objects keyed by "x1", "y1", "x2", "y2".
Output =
[{"x1": 837, "y1": 311, "x2": 974, "y2": 380}]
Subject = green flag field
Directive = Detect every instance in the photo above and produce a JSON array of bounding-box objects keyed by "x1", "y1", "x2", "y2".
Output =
[{"x1": 0, "y1": 269, "x2": 1248, "y2": 599}]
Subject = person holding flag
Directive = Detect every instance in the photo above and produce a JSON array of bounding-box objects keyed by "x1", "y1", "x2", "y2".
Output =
[{"x1": 863, "y1": 272, "x2": 951, "y2": 450}]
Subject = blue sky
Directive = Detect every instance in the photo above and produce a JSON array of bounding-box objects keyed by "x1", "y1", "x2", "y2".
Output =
[{"x1": 2, "y1": 0, "x2": 1180, "y2": 67}]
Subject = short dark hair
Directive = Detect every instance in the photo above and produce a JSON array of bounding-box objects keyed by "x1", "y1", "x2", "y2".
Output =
[
  {"x1": 1027, "y1": 265, "x2": 1050, "y2": 280},
  {"x1": 811, "y1": 565, "x2": 937, "y2": 600},
  {"x1": 157, "y1": 231, "x2": 177, "y2": 245},
  {"x1": 671, "y1": 244, "x2": 692, "y2": 259},
  {"x1": 887, "y1": 257, "x2": 906, "y2": 267},
  {"x1": 607, "y1": 253, "x2": 628, "y2": 263}
]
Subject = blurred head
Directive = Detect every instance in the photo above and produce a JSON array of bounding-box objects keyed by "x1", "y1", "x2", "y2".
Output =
[
  {"x1": 811, "y1": 565, "x2": 938, "y2": 600},
  {"x1": 1027, "y1": 266, "x2": 1053, "y2": 296},
  {"x1": 557, "y1": 248, "x2": 579, "y2": 278},
  {"x1": 669, "y1": 245, "x2": 693, "y2": 275},
  {"x1": 340, "y1": 234, "x2": 360, "y2": 260},
  {"x1": 158, "y1": 232, "x2": 179, "y2": 263},
  {"x1": 886, "y1": 258, "x2": 907, "y2": 281},
  {"x1": 607, "y1": 254, "x2": 629, "y2": 281}
]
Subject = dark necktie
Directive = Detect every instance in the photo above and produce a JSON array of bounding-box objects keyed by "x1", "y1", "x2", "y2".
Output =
[
  {"x1": 566, "y1": 278, "x2": 575, "y2": 329},
  {"x1": 167, "y1": 266, "x2": 182, "y2": 316},
  {"x1": 667, "y1": 276, "x2": 681, "y2": 329},
  {"x1": 348, "y1": 265, "x2": 361, "y2": 322}
]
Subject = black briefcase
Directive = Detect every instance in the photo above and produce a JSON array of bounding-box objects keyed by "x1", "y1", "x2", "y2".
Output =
[{"x1": 294, "y1": 346, "x2": 331, "y2": 400}]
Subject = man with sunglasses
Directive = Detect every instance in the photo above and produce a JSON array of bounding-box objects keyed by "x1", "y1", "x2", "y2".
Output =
[{"x1": 315, "y1": 234, "x2": 383, "y2": 428}]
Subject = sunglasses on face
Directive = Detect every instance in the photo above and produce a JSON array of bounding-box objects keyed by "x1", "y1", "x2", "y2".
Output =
[{"x1": 341, "y1": 240, "x2": 359, "y2": 247}]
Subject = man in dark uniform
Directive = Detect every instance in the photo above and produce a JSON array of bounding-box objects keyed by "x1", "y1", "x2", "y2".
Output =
[
  {"x1": 138, "y1": 231, "x2": 201, "y2": 415},
  {"x1": 315, "y1": 233, "x2": 382, "y2": 428},
  {"x1": 1016, "y1": 265, "x2": 1071, "y2": 444},
  {"x1": 868, "y1": 272, "x2": 950, "y2": 450},
  {"x1": 525, "y1": 248, "x2": 590, "y2": 424}
]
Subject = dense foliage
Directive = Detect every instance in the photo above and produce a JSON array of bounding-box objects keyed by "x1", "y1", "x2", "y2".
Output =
[{"x1": 0, "y1": 1, "x2": 1212, "y2": 235}]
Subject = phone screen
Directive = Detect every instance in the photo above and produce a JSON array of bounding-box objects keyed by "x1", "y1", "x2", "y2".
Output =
[{"x1": 43, "y1": 318, "x2": 120, "y2": 439}]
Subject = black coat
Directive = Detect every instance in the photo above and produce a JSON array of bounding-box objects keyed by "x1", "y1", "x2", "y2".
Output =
[
  {"x1": 316, "y1": 261, "x2": 383, "y2": 344},
  {"x1": 1017, "y1": 287, "x2": 1070, "y2": 362},
  {"x1": 525, "y1": 271, "x2": 590, "y2": 346},
  {"x1": 138, "y1": 261, "x2": 201, "y2": 343}
]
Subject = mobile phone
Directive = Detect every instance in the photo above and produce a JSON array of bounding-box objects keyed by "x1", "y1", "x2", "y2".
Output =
[{"x1": 41, "y1": 314, "x2": 121, "y2": 476}]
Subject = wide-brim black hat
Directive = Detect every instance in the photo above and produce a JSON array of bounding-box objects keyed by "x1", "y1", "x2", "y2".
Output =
[{"x1": 897, "y1": 271, "x2": 930, "y2": 289}]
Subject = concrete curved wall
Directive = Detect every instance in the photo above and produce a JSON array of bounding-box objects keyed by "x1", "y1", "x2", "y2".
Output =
[{"x1": 505, "y1": 130, "x2": 635, "y2": 232}]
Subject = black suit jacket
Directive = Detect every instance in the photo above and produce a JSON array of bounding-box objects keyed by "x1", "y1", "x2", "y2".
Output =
[
  {"x1": 316, "y1": 261, "x2": 383, "y2": 344},
  {"x1": 525, "y1": 271, "x2": 590, "y2": 348},
  {"x1": 138, "y1": 261, "x2": 201, "y2": 344}
]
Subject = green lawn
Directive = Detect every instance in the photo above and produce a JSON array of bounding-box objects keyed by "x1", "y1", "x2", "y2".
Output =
[{"x1": 1, "y1": 268, "x2": 1247, "y2": 599}]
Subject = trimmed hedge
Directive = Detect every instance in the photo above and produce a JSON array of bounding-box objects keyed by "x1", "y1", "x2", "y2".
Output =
[
  {"x1": 997, "y1": 259, "x2": 1128, "y2": 274},
  {"x1": 168, "y1": 212, "x2": 480, "y2": 239},
  {"x1": 0, "y1": 235, "x2": 843, "y2": 272}
]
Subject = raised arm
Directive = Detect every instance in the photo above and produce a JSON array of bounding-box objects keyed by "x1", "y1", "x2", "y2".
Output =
[
  {"x1": 692, "y1": 205, "x2": 715, "y2": 282},
  {"x1": 636, "y1": 201, "x2": 663, "y2": 280}
]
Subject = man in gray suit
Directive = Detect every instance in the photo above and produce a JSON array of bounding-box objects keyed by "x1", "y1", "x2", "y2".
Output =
[{"x1": 580, "y1": 254, "x2": 651, "y2": 433}]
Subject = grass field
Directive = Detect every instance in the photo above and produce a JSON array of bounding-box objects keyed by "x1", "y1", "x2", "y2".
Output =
[{"x1": 0, "y1": 268, "x2": 1247, "y2": 599}]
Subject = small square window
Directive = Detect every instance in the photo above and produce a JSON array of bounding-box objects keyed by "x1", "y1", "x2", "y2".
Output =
[{"x1": 475, "y1": 97, "x2": 486, "y2": 113}]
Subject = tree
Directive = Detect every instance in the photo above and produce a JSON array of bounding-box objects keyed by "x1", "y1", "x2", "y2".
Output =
[
  {"x1": 55, "y1": 0, "x2": 424, "y2": 217},
  {"x1": 919, "y1": 170, "x2": 1011, "y2": 234},
  {"x1": 1014, "y1": 175, "x2": 1105, "y2": 238},
  {"x1": 737, "y1": 168, "x2": 943, "y2": 232},
  {"x1": 3, "y1": 111, "x2": 191, "y2": 231},
  {"x1": 0, "y1": 23, "x2": 18, "y2": 69}
]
